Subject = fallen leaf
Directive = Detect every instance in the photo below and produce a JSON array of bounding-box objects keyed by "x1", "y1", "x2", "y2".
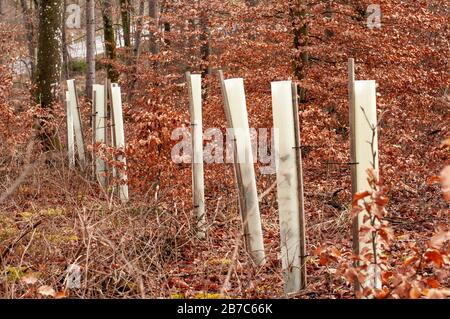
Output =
[
  {"x1": 440, "y1": 166, "x2": 450, "y2": 202},
  {"x1": 430, "y1": 230, "x2": 450, "y2": 249},
  {"x1": 427, "y1": 176, "x2": 441, "y2": 185},
  {"x1": 319, "y1": 254, "x2": 329, "y2": 266},
  {"x1": 441, "y1": 137, "x2": 450, "y2": 148},
  {"x1": 375, "y1": 287, "x2": 390, "y2": 299},
  {"x1": 424, "y1": 249, "x2": 444, "y2": 268},
  {"x1": 404, "y1": 256, "x2": 419, "y2": 267},
  {"x1": 55, "y1": 291, "x2": 67, "y2": 299},
  {"x1": 425, "y1": 289, "x2": 450, "y2": 299},
  {"x1": 38, "y1": 285, "x2": 56, "y2": 297},
  {"x1": 409, "y1": 286, "x2": 421, "y2": 299},
  {"x1": 426, "y1": 278, "x2": 440, "y2": 289},
  {"x1": 21, "y1": 273, "x2": 38, "y2": 285}
]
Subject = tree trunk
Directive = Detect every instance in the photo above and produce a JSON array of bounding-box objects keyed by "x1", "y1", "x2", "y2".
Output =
[
  {"x1": 36, "y1": 0, "x2": 62, "y2": 150},
  {"x1": 199, "y1": 8, "x2": 212, "y2": 76},
  {"x1": 148, "y1": 0, "x2": 160, "y2": 55},
  {"x1": 126, "y1": 0, "x2": 145, "y2": 102},
  {"x1": 86, "y1": 0, "x2": 96, "y2": 99},
  {"x1": 20, "y1": 0, "x2": 36, "y2": 80},
  {"x1": 102, "y1": 0, "x2": 119, "y2": 82},
  {"x1": 133, "y1": 0, "x2": 145, "y2": 58},
  {"x1": 61, "y1": 0, "x2": 70, "y2": 80},
  {"x1": 119, "y1": 0, "x2": 131, "y2": 48},
  {"x1": 290, "y1": 0, "x2": 309, "y2": 102}
]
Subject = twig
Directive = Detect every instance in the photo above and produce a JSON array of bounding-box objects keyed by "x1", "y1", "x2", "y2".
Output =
[
  {"x1": 0, "y1": 141, "x2": 36, "y2": 204},
  {"x1": 0, "y1": 219, "x2": 43, "y2": 262}
]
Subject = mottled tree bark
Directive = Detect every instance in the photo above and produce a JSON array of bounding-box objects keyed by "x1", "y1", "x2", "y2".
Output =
[
  {"x1": 290, "y1": 0, "x2": 309, "y2": 102},
  {"x1": 119, "y1": 0, "x2": 131, "y2": 48},
  {"x1": 148, "y1": 0, "x2": 160, "y2": 55},
  {"x1": 36, "y1": 0, "x2": 62, "y2": 150},
  {"x1": 199, "y1": 8, "x2": 212, "y2": 76},
  {"x1": 102, "y1": 0, "x2": 119, "y2": 82},
  {"x1": 61, "y1": 0, "x2": 70, "y2": 80},
  {"x1": 86, "y1": 0, "x2": 96, "y2": 99}
]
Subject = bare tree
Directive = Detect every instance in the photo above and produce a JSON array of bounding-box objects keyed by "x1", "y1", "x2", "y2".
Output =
[
  {"x1": 61, "y1": 0, "x2": 70, "y2": 80},
  {"x1": 20, "y1": 0, "x2": 36, "y2": 80},
  {"x1": 102, "y1": 0, "x2": 119, "y2": 82},
  {"x1": 290, "y1": 0, "x2": 309, "y2": 102},
  {"x1": 119, "y1": 0, "x2": 131, "y2": 48},
  {"x1": 86, "y1": 0, "x2": 96, "y2": 99},
  {"x1": 133, "y1": 0, "x2": 145, "y2": 57},
  {"x1": 126, "y1": 0, "x2": 145, "y2": 102},
  {"x1": 199, "y1": 2, "x2": 212, "y2": 76},
  {"x1": 149, "y1": 0, "x2": 160, "y2": 55}
]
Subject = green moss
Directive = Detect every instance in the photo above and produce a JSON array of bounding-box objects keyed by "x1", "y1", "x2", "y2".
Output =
[
  {"x1": 40, "y1": 207, "x2": 66, "y2": 217},
  {"x1": 4, "y1": 266, "x2": 28, "y2": 281}
]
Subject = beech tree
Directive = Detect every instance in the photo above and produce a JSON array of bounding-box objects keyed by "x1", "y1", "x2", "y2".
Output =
[{"x1": 0, "y1": 0, "x2": 448, "y2": 300}]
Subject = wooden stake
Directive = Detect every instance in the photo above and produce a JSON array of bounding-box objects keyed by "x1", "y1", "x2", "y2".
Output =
[
  {"x1": 65, "y1": 91, "x2": 75, "y2": 168},
  {"x1": 186, "y1": 72, "x2": 207, "y2": 239},
  {"x1": 348, "y1": 58, "x2": 359, "y2": 260},
  {"x1": 67, "y1": 79, "x2": 86, "y2": 168},
  {"x1": 218, "y1": 71, "x2": 265, "y2": 266},
  {"x1": 93, "y1": 84, "x2": 107, "y2": 188},
  {"x1": 292, "y1": 82, "x2": 307, "y2": 290},
  {"x1": 271, "y1": 81, "x2": 306, "y2": 293},
  {"x1": 107, "y1": 78, "x2": 117, "y2": 195},
  {"x1": 110, "y1": 83, "x2": 129, "y2": 203}
]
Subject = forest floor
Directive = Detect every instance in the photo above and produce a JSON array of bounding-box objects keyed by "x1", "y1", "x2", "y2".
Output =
[{"x1": 0, "y1": 86, "x2": 448, "y2": 299}]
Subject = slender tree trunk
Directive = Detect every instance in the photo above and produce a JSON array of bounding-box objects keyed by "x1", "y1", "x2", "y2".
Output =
[
  {"x1": 20, "y1": 0, "x2": 36, "y2": 80},
  {"x1": 86, "y1": 0, "x2": 96, "y2": 99},
  {"x1": 36, "y1": 0, "x2": 62, "y2": 150},
  {"x1": 126, "y1": 0, "x2": 145, "y2": 102},
  {"x1": 119, "y1": 0, "x2": 131, "y2": 48},
  {"x1": 148, "y1": 0, "x2": 160, "y2": 55},
  {"x1": 199, "y1": 8, "x2": 212, "y2": 76},
  {"x1": 133, "y1": 0, "x2": 145, "y2": 58},
  {"x1": 0, "y1": 0, "x2": 3, "y2": 15},
  {"x1": 102, "y1": 0, "x2": 119, "y2": 82},
  {"x1": 61, "y1": 0, "x2": 70, "y2": 80},
  {"x1": 290, "y1": 0, "x2": 309, "y2": 102}
]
